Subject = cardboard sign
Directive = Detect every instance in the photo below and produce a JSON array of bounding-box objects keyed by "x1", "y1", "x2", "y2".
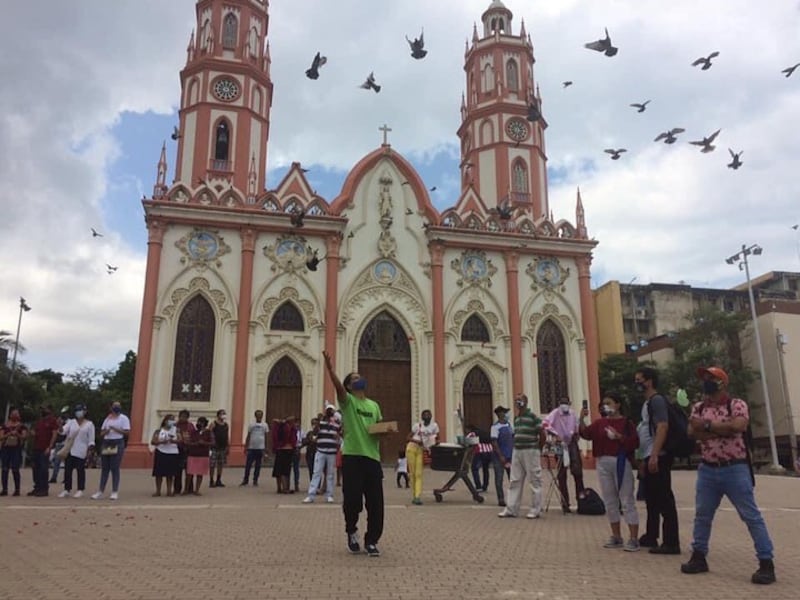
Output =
[{"x1": 368, "y1": 421, "x2": 398, "y2": 435}]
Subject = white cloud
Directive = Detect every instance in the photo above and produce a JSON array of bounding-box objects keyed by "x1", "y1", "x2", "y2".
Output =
[{"x1": 1, "y1": 0, "x2": 799, "y2": 372}]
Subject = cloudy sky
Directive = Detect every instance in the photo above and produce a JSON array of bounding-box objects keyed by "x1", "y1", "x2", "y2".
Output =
[{"x1": 1, "y1": 0, "x2": 799, "y2": 375}]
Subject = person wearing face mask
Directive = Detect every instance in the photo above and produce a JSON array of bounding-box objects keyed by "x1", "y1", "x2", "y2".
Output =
[
  {"x1": 579, "y1": 392, "x2": 640, "y2": 551},
  {"x1": 1, "y1": 409, "x2": 29, "y2": 497},
  {"x1": 634, "y1": 367, "x2": 680, "y2": 555},
  {"x1": 543, "y1": 397, "x2": 585, "y2": 514},
  {"x1": 681, "y1": 367, "x2": 776, "y2": 585},
  {"x1": 151, "y1": 414, "x2": 180, "y2": 497},
  {"x1": 91, "y1": 402, "x2": 131, "y2": 500},
  {"x1": 490, "y1": 406, "x2": 513, "y2": 507},
  {"x1": 406, "y1": 409, "x2": 440, "y2": 505},
  {"x1": 209, "y1": 409, "x2": 229, "y2": 488},
  {"x1": 28, "y1": 405, "x2": 58, "y2": 497},
  {"x1": 58, "y1": 405, "x2": 95, "y2": 499},
  {"x1": 498, "y1": 394, "x2": 544, "y2": 519},
  {"x1": 323, "y1": 350, "x2": 385, "y2": 557},
  {"x1": 303, "y1": 404, "x2": 341, "y2": 504}
]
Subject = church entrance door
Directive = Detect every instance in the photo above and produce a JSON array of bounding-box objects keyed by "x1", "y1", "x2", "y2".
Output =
[
  {"x1": 462, "y1": 366, "x2": 493, "y2": 434},
  {"x1": 265, "y1": 356, "x2": 303, "y2": 453}
]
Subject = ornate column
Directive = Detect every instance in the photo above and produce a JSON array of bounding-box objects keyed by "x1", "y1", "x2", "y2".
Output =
[
  {"x1": 504, "y1": 251, "x2": 523, "y2": 395},
  {"x1": 431, "y1": 242, "x2": 447, "y2": 438},
  {"x1": 231, "y1": 227, "x2": 256, "y2": 451},
  {"x1": 323, "y1": 234, "x2": 342, "y2": 403},
  {"x1": 126, "y1": 218, "x2": 165, "y2": 467},
  {"x1": 577, "y1": 255, "x2": 601, "y2": 415}
]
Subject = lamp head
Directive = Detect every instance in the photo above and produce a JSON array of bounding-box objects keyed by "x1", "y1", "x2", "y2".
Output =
[
  {"x1": 725, "y1": 257, "x2": 735, "y2": 265},
  {"x1": 752, "y1": 245, "x2": 763, "y2": 256}
]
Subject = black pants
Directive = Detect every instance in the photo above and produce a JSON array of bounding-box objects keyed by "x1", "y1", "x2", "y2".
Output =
[
  {"x1": 342, "y1": 455, "x2": 384, "y2": 546},
  {"x1": 306, "y1": 449, "x2": 316, "y2": 481},
  {"x1": 64, "y1": 455, "x2": 86, "y2": 492},
  {"x1": 396, "y1": 472, "x2": 409, "y2": 487},
  {"x1": 557, "y1": 439, "x2": 585, "y2": 509},
  {"x1": 31, "y1": 449, "x2": 50, "y2": 492},
  {"x1": 471, "y1": 452, "x2": 492, "y2": 490},
  {"x1": 643, "y1": 454, "x2": 680, "y2": 547},
  {"x1": 174, "y1": 453, "x2": 187, "y2": 493}
]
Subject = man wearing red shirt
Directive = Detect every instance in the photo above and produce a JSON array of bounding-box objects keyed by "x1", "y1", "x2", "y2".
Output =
[{"x1": 30, "y1": 405, "x2": 60, "y2": 496}]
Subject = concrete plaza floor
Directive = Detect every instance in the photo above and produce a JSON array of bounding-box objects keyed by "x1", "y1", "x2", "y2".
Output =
[{"x1": 1, "y1": 466, "x2": 799, "y2": 599}]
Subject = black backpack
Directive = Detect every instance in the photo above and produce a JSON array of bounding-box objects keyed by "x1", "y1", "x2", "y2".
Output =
[
  {"x1": 577, "y1": 488, "x2": 606, "y2": 515},
  {"x1": 648, "y1": 394, "x2": 696, "y2": 458}
]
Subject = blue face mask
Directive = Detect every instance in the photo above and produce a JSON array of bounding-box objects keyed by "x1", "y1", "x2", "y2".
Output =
[
  {"x1": 112, "y1": 406, "x2": 122, "y2": 414},
  {"x1": 702, "y1": 380, "x2": 719, "y2": 394},
  {"x1": 351, "y1": 379, "x2": 367, "y2": 391}
]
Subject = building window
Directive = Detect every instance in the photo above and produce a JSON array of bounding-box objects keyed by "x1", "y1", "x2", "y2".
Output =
[
  {"x1": 536, "y1": 319, "x2": 568, "y2": 414},
  {"x1": 270, "y1": 302, "x2": 304, "y2": 332},
  {"x1": 267, "y1": 356, "x2": 302, "y2": 386},
  {"x1": 723, "y1": 299, "x2": 735, "y2": 312},
  {"x1": 171, "y1": 295, "x2": 215, "y2": 402},
  {"x1": 222, "y1": 13, "x2": 238, "y2": 49},
  {"x1": 512, "y1": 160, "x2": 528, "y2": 192},
  {"x1": 481, "y1": 64, "x2": 495, "y2": 93},
  {"x1": 461, "y1": 314, "x2": 490, "y2": 343},
  {"x1": 358, "y1": 311, "x2": 410, "y2": 360},
  {"x1": 214, "y1": 121, "x2": 230, "y2": 161},
  {"x1": 506, "y1": 59, "x2": 519, "y2": 91}
]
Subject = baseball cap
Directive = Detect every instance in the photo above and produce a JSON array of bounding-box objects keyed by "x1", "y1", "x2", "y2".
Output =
[
  {"x1": 696, "y1": 366, "x2": 729, "y2": 386},
  {"x1": 494, "y1": 405, "x2": 509, "y2": 414}
]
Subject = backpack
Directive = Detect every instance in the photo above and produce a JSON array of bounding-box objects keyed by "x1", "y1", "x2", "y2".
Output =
[
  {"x1": 648, "y1": 394, "x2": 695, "y2": 458},
  {"x1": 577, "y1": 488, "x2": 606, "y2": 515}
]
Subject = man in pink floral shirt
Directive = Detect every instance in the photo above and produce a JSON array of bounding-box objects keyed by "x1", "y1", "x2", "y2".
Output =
[{"x1": 681, "y1": 366, "x2": 776, "y2": 585}]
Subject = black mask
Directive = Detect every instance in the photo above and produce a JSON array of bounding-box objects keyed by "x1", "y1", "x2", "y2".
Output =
[
  {"x1": 635, "y1": 383, "x2": 646, "y2": 393},
  {"x1": 702, "y1": 380, "x2": 719, "y2": 394}
]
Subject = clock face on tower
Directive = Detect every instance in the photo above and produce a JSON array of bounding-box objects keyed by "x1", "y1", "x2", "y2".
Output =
[
  {"x1": 505, "y1": 118, "x2": 529, "y2": 142},
  {"x1": 212, "y1": 78, "x2": 241, "y2": 102}
]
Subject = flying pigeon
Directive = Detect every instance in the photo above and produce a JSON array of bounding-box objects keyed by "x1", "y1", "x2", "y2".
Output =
[
  {"x1": 689, "y1": 129, "x2": 721, "y2": 153},
  {"x1": 306, "y1": 250, "x2": 323, "y2": 272},
  {"x1": 106, "y1": 264, "x2": 118, "y2": 274},
  {"x1": 360, "y1": 72, "x2": 381, "y2": 93},
  {"x1": 604, "y1": 148, "x2": 627, "y2": 160},
  {"x1": 562, "y1": 81, "x2": 573, "y2": 88},
  {"x1": 782, "y1": 62, "x2": 800, "y2": 78},
  {"x1": 405, "y1": 208, "x2": 413, "y2": 215},
  {"x1": 171, "y1": 126, "x2": 181, "y2": 140},
  {"x1": 630, "y1": 100, "x2": 650, "y2": 113},
  {"x1": 406, "y1": 30, "x2": 427, "y2": 60},
  {"x1": 429, "y1": 186, "x2": 437, "y2": 192},
  {"x1": 91, "y1": 228, "x2": 103, "y2": 238},
  {"x1": 489, "y1": 200, "x2": 516, "y2": 220},
  {"x1": 654, "y1": 128, "x2": 686, "y2": 144},
  {"x1": 289, "y1": 207, "x2": 306, "y2": 228},
  {"x1": 347, "y1": 231, "x2": 355, "y2": 239},
  {"x1": 691, "y1": 51, "x2": 720, "y2": 70},
  {"x1": 305, "y1": 52, "x2": 327, "y2": 80},
  {"x1": 727, "y1": 148, "x2": 743, "y2": 170},
  {"x1": 584, "y1": 28, "x2": 618, "y2": 57},
  {"x1": 526, "y1": 101, "x2": 542, "y2": 122}
]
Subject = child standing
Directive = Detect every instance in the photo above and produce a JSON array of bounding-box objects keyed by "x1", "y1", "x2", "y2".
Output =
[{"x1": 396, "y1": 450, "x2": 409, "y2": 488}]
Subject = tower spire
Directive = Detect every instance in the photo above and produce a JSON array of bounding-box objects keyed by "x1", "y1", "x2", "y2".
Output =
[
  {"x1": 153, "y1": 142, "x2": 168, "y2": 199},
  {"x1": 247, "y1": 153, "x2": 257, "y2": 203},
  {"x1": 520, "y1": 18, "x2": 527, "y2": 38},
  {"x1": 576, "y1": 187, "x2": 587, "y2": 238},
  {"x1": 472, "y1": 22, "x2": 479, "y2": 43},
  {"x1": 186, "y1": 30, "x2": 195, "y2": 64}
]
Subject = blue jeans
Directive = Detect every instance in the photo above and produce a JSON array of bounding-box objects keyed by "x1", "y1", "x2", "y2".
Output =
[
  {"x1": 692, "y1": 462, "x2": 773, "y2": 560},
  {"x1": 243, "y1": 449, "x2": 264, "y2": 483},
  {"x1": 98, "y1": 439, "x2": 125, "y2": 493}
]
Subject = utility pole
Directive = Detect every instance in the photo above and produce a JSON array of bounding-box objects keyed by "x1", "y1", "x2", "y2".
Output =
[{"x1": 775, "y1": 328, "x2": 798, "y2": 469}]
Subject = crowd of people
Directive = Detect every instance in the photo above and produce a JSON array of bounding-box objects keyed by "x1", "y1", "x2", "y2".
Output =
[{"x1": 0, "y1": 358, "x2": 779, "y2": 583}]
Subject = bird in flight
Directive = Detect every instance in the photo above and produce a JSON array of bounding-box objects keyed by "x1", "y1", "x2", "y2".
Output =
[
  {"x1": 782, "y1": 62, "x2": 800, "y2": 78},
  {"x1": 406, "y1": 29, "x2": 427, "y2": 60},
  {"x1": 584, "y1": 28, "x2": 618, "y2": 57},
  {"x1": 562, "y1": 81, "x2": 573, "y2": 88},
  {"x1": 305, "y1": 250, "x2": 324, "y2": 272},
  {"x1": 405, "y1": 208, "x2": 413, "y2": 215},
  {"x1": 489, "y1": 200, "x2": 516, "y2": 220},
  {"x1": 347, "y1": 231, "x2": 355, "y2": 239},
  {"x1": 171, "y1": 126, "x2": 181, "y2": 140},
  {"x1": 305, "y1": 52, "x2": 327, "y2": 80},
  {"x1": 654, "y1": 128, "x2": 686, "y2": 144},
  {"x1": 106, "y1": 264, "x2": 118, "y2": 274},
  {"x1": 689, "y1": 129, "x2": 721, "y2": 153},
  {"x1": 604, "y1": 148, "x2": 627, "y2": 160},
  {"x1": 289, "y1": 207, "x2": 306, "y2": 228},
  {"x1": 526, "y1": 101, "x2": 542, "y2": 122},
  {"x1": 91, "y1": 228, "x2": 103, "y2": 238},
  {"x1": 429, "y1": 186, "x2": 437, "y2": 192},
  {"x1": 360, "y1": 72, "x2": 381, "y2": 93},
  {"x1": 630, "y1": 100, "x2": 650, "y2": 113},
  {"x1": 692, "y1": 51, "x2": 720, "y2": 70},
  {"x1": 727, "y1": 149, "x2": 743, "y2": 170}
]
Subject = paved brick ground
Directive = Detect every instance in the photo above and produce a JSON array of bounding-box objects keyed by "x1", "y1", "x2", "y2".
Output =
[{"x1": 2, "y1": 466, "x2": 798, "y2": 599}]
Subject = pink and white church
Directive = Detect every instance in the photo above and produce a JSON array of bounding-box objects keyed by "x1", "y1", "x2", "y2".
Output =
[{"x1": 126, "y1": 0, "x2": 601, "y2": 466}]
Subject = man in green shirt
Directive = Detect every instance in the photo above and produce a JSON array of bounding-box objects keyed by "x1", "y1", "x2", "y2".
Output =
[
  {"x1": 498, "y1": 393, "x2": 544, "y2": 519},
  {"x1": 323, "y1": 350, "x2": 384, "y2": 557}
]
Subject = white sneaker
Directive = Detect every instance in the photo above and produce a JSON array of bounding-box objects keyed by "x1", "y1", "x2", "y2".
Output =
[
  {"x1": 90, "y1": 492, "x2": 103, "y2": 500},
  {"x1": 110, "y1": 492, "x2": 118, "y2": 501},
  {"x1": 526, "y1": 509, "x2": 541, "y2": 519},
  {"x1": 497, "y1": 510, "x2": 517, "y2": 518},
  {"x1": 58, "y1": 490, "x2": 70, "y2": 498},
  {"x1": 72, "y1": 491, "x2": 83, "y2": 499},
  {"x1": 326, "y1": 497, "x2": 335, "y2": 503},
  {"x1": 302, "y1": 496, "x2": 314, "y2": 503}
]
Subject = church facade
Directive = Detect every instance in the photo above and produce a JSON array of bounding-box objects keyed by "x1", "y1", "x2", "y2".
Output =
[{"x1": 126, "y1": 0, "x2": 601, "y2": 465}]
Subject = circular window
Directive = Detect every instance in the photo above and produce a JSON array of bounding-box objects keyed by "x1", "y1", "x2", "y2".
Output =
[{"x1": 213, "y1": 78, "x2": 241, "y2": 102}]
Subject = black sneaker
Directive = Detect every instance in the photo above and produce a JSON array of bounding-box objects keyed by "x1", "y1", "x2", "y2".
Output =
[
  {"x1": 365, "y1": 544, "x2": 380, "y2": 557},
  {"x1": 681, "y1": 551, "x2": 709, "y2": 574},
  {"x1": 209, "y1": 481, "x2": 217, "y2": 488},
  {"x1": 751, "y1": 559, "x2": 776, "y2": 585},
  {"x1": 638, "y1": 535, "x2": 658, "y2": 548},
  {"x1": 215, "y1": 481, "x2": 225, "y2": 488},
  {"x1": 347, "y1": 533, "x2": 360, "y2": 554},
  {"x1": 239, "y1": 481, "x2": 248, "y2": 486},
  {"x1": 650, "y1": 544, "x2": 681, "y2": 555}
]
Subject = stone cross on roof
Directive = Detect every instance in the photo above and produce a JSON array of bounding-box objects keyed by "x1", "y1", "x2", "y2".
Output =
[{"x1": 379, "y1": 124, "x2": 392, "y2": 146}]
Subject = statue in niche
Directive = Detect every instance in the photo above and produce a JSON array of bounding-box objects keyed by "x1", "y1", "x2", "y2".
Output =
[
  {"x1": 174, "y1": 189, "x2": 188, "y2": 203},
  {"x1": 378, "y1": 230, "x2": 397, "y2": 258},
  {"x1": 379, "y1": 187, "x2": 392, "y2": 219}
]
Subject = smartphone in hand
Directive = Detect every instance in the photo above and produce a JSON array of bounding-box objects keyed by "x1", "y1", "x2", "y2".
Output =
[{"x1": 581, "y1": 400, "x2": 589, "y2": 411}]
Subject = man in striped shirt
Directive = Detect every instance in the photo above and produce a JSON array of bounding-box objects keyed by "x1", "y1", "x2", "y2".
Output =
[
  {"x1": 303, "y1": 403, "x2": 341, "y2": 504},
  {"x1": 498, "y1": 393, "x2": 544, "y2": 519}
]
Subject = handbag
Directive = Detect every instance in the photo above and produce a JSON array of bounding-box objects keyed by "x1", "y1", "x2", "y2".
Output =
[
  {"x1": 101, "y1": 444, "x2": 119, "y2": 456},
  {"x1": 57, "y1": 435, "x2": 75, "y2": 460}
]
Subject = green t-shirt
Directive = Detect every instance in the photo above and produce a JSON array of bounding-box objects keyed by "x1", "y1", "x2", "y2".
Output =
[{"x1": 340, "y1": 392, "x2": 383, "y2": 462}]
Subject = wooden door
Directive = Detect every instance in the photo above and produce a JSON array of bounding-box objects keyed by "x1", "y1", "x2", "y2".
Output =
[
  {"x1": 357, "y1": 311, "x2": 412, "y2": 464},
  {"x1": 462, "y1": 366, "x2": 493, "y2": 434},
  {"x1": 536, "y1": 319, "x2": 568, "y2": 414},
  {"x1": 265, "y1": 356, "x2": 302, "y2": 452}
]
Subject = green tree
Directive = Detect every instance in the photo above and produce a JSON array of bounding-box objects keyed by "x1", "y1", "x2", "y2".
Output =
[{"x1": 597, "y1": 353, "x2": 656, "y2": 421}]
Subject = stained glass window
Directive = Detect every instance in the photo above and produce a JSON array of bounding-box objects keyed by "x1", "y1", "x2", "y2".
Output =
[
  {"x1": 222, "y1": 13, "x2": 238, "y2": 49},
  {"x1": 171, "y1": 295, "x2": 215, "y2": 402},
  {"x1": 358, "y1": 311, "x2": 410, "y2": 360},
  {"x1": 267, "y1": 356, "x2": 302, "y2": 386},
  {"x1": 506, "y1": 59, "x2": 519, "y2": 91},
  {"x1": 461, "y1": 314, "x2": 490, "y2": 343},
  {"x1": 270, "y1": 302, "x2": 304, "y2": 331},
  {"x1": 512, "y1": 160, "x2": 528, "y2": 193},
  {"x1": 536, "y1": 319, "x2": 568, "y2": 414},
  {"x1": 463, "y1": 366, "x2": 491, "y2": 393}
]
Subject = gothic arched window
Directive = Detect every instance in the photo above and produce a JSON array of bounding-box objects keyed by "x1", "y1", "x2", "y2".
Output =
[
  {"x1": 222, "y1": 13, "x2": 238, "y2": 49},
  {"x1": 214, "y1": 121, "x2": 230, "y2": 162},
  {"x1": 461, "y1": 314, "x2": 490, "y2": 343},
  {"x1": 506, "y1": 59, "x2": 519, "y2": 91},
  {"x1": 482, "y1": 64, "x2": 495, "y2": 93},
  {"x1": 536, "y1": 319, "x2": 568, "y2": 414},
  {"x1": 171, "y1": 295, "x2": 215, "y2": 402},
  {"x1": 512, "y1": 160, "x2": 528, "y2": 193},
  {"x1": 270, "y1": 302, "x2": 304, "y2": 332}
]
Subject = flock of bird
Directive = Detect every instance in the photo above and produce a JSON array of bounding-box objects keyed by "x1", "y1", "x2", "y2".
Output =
[{"x1": 90, "y1": 228, "x2": 117, "y2": 275}]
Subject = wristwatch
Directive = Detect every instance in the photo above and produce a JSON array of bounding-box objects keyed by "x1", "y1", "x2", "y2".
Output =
[{"x1": 703, "y1": 421, "x2": 712, "y2": 433}]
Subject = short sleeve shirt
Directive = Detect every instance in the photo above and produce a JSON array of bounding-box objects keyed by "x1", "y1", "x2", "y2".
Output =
[
  {"x1": 247, "y1": 422, "x2": 269, "y2": 450},
  {"x1": 691, "y1": 397, "x2": 749, "y2": 462},
  {"x1": 637, "y1": 394, "x2": 668, "y2": 458},
  {"x1": 340, "y1": 392, "x2": 383, "y2": 462},
  {"x1": 410, "y1": 421, "x2": 439, "y2": 450}
]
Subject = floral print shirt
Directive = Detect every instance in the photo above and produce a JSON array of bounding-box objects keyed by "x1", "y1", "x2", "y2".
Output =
[{"x1": 690, "y1": 396, "x2": 748, "y2": 462}]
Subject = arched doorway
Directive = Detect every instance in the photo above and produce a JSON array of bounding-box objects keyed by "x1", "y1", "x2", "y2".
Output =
[
  {"x1": 357, "y1": 311, "x2": 412, "y2": 463},
  {"x1": 462, "y1": 366, "x2": 493, "y2": 433},
  {"x1": 265, "y1": 356, "x2": 303, "y2": 451},
  {"x1": 536, "y1": 320, "x2": 568, "y2": 414}
]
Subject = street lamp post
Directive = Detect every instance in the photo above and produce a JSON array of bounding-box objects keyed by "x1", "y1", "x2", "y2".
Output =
[
  {"x1": 725, "y1": 244, "x2": 782, "y2": 471},
  {"x1": 4, "y1": 297, "x2": 31, "y2": 423},
  {"x1": 627, "y1": 276, "x2": 639, "y2": 348}
]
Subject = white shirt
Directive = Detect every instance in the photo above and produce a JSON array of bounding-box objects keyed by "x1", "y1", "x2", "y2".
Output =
[
  {"x1": 247, "y1": 421, "x2": 269, "y2": 450},
  {"x1": 156, "y1": 427, "x2": 180, "y2": 454},
  {"x1": 411, "y1": 421, "x2": 440, "y2": 450},
  {"x1": 101, "y1": 414, "x2": 131, "y2": 440},
  {"x1": 63, "y1": 419, "x2": 96, "y2": 459},
  {"x1": 397, "y1": 457, "x2": 408, "y2": 473}
]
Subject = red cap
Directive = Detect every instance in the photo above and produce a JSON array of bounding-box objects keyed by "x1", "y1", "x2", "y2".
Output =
[{"x1": 696, "y1": 366, "x2": 729, "y2": 386}]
